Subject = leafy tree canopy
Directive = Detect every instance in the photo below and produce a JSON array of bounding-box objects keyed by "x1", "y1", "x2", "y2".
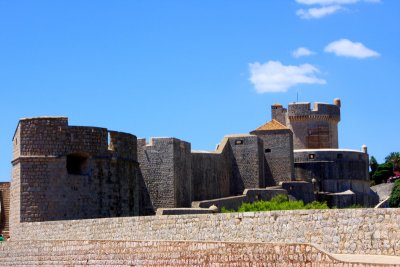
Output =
[
  {"x1": 385, "y1": 152, "x2": 400, "y2": 163},
  {"x1": 370, "y1": 156, "x2": 378, "y2": 173},
  {"x1": 372, "y1": 162, "x2": 394, "y2": 184}
]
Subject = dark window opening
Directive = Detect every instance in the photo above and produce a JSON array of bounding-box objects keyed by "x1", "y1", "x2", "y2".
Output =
[
  {"x1": 309, "y1": 154, "x2": 315, "y2": 160},
  {"x1": 265, "y1": 148, "x2": 271, "y2": 153},
  {"x1": 337, "y1": 153, "x2": 343, "y2": 159},
  {"x1": 67, "y1": 153, "x2": 89, "y2": 175},
  {"x1": 235, "y1": 140, "x2": 244, "y2": 145}
]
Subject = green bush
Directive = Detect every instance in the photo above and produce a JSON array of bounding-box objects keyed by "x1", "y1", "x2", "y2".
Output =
[
  {"x1": 346, "y1": 204, "x2": 363, "y2": 209},
  {"x1": 220, "y1": 207, "x2": 235, "y2": 213},
  {"x1": 304, "y1": 201, "x2": 330, "y2": 209},
  {"x1": 389, "y1": 179, "x2": 400, "y2": 207},
  {"x1": 221, "y1": 195, "x2": 329, "y2": 213},
  {"x1": 372, "y1": 162, "x2": 394, "y2": 184}
]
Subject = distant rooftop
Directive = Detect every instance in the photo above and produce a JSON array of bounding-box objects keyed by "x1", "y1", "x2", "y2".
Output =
[
  {"x1": 271, "y1": 103, "x2": 282, "y2": 107},
  {"x1": 252, "y1": 119, "x2": 288, "y2": 131}
]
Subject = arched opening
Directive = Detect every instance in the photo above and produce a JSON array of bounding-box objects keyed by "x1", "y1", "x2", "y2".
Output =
[{"x1": 67, "y1": 153, "x2": 89, "y2": 175}]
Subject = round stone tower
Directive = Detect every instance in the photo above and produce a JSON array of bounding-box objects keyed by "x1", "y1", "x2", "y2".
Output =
[{"x1": 271, "y1": 98, "x2": 341, "y2": 149}]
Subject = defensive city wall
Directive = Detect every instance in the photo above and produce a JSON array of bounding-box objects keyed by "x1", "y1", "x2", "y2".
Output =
[
  {"x1": 1, "y1": 99, "x2": 395, "y2": 265},
  {"x1": 10, "y1": 208, "x2": 400, "y2": 257},
  {"x1": 9, "y1": 115, "x2": 293, "y2": 229}
]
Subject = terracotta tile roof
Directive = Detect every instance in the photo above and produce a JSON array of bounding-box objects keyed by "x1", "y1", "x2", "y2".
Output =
[
  {"x1": 271, "y1": 103, "x2": 282, "y2": 107},
  {"x1": 253, "y1": 119, "x2": 288, "y2": 131}
]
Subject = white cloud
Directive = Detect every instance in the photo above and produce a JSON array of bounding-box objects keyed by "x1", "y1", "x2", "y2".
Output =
[
  {"x1": 324, "y1": 39, "x2": 380, "y2": 58},
  {"x1": 296, "y1": 0, "x2": 380, "y2": 5},
  {"x1": 296, "y1": 0, "x2": 358, "y2": 5},
  {"x1": 296, "y1": 5, "x2": 343, "y2": 19},
  {"x1": 295, "y1": 0, "x2": 381, "y2": 19},
  {"x1": 292, "y1": 47, "x2": 316, "y2": 58},
  {"x1": 249, "y1": 61, "x2": 326, "y2": 93}
]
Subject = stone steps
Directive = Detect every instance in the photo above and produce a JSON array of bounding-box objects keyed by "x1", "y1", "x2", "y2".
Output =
[{"x1": 0, "y1": 240, "x2": 399, "y2": 266}]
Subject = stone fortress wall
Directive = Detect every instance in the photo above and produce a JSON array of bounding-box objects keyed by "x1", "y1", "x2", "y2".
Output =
[
  {"x1": 10, "y1": 117, "x2": 142, "y2": 232},
  {"x1": 5, "y1": 98, "x2": 377, "y2": 236},
  {"x1": 137, "y1": 137, "x2": 192, "y2": 212},
  {"x1": 250, "y1": 120, "x2": 295, "y2": 186},
  {"x1": 137, "y1": 134, "x2": 267, "y2": 214},
  {"x1": 190, "y1": 134, "x2": 264, "y2": 202},
  {"x1": 9, "y1": 116, "x2": 290, "y2": 228},
  {"x1": 0, "y1": 98, "x2": 396, "y2": 265},
  {"x1": 271, "y1": 99, "x2": 375, "y2": 207}
]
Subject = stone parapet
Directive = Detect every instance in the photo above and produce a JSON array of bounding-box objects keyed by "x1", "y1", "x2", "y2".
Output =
[{"x1": 10, "y1": 208, "x2": 400, "y2": 256}]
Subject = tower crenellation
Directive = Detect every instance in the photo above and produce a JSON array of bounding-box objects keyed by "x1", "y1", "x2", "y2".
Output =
[
  {"x1": 287, "y1": 102, "x2": 340, "y2": 121},
  {"x1": 272, "y1": 99, "x2": 341, "y2": 149}
]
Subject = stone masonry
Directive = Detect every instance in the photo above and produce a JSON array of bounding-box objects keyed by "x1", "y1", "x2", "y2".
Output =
[
  {"x1": 0, "y1": 240, "x2": 367, "y2": 266},
  {"x1": 137, "y1": 137, "x2": 192, "y2": 212},
  {"x1": 6, "y1": 98, "x2": 378, "y2": 241},
  {"x1": 10, "y1": 208, "x2": 400, "y2": 257},
  {"x1": 251, "y1": 120, "x2": 295, "y2": 186},
  {"x1": 10, "y1": 117, "x2": 141, "y2": 234},
  {"x1": 272, "y1": 99, "x2": 341, "y2": 149}
]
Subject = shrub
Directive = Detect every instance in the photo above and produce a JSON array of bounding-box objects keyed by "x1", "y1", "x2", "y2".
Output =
[
  {"x1": 220, "y1": 207, "x2": 235, "y2": 213},
  {"x1": 346, "y1": 204, "x2": 363, "y2": 209},
  {"x1": 389, "y1": 179, "x2": 400, "y2": 207},
  {"x1": 221, "y1": 194, "x2": 329, "y2": 213},
  {"x1": 304, "y1": 201, "x2": 329, "y2": 209}
]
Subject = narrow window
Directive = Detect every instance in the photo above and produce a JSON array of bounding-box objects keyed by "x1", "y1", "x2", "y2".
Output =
[{"x1": 235, "y1": 140, "x2": 244, "y2": 145}]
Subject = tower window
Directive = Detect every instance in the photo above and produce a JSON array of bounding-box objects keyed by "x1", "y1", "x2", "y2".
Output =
[
  {"x1": 67, "y1": 153, "x2": 89, "y2": 175},
  {"x1": 265, "y1": 148, "x2": 271, "y2": 153}
]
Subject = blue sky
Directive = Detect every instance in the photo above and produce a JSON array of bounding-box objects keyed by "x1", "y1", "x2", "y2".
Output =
[{"x1": 0, "y1": 0, "x2": 399, "y2": 181}]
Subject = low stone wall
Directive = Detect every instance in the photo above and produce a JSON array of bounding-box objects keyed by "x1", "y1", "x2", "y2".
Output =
[
  {"x1": 156, "y1": 208, "x2": 213, "y2": 215},
  {"x1": 0, "y1": 240, "x2": 366, "y2": 266},
  {"x1": 11, "y1": 208, "x2": 400, "y2": 256}
]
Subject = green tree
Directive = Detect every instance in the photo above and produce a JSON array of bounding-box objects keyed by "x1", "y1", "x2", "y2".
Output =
[
  {"x1": 372, "y1": 162, "x2": 394, "y2": 184},
  {"x1": 385, "y1": 152, "x2": 400, "y2": 171},
  {"x1": 370, "y1": 156, "x2": 378, "y2": 174}
]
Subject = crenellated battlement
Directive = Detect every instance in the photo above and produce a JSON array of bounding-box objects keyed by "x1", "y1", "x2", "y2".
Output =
[
  {"x1": 13, "y1": 117, "x2": 137, "y2": 160},
  {"x1": 287, "y1": 101, "x2": 340, "y2": 121}
]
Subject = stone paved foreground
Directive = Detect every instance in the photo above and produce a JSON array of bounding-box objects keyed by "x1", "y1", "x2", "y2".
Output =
[
  {"x1": 0, "y1": 240, "x2": 399, "y2": 266},
  {"x1": 332, "y1": 254, "x2": 400, "y2": 265}
]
